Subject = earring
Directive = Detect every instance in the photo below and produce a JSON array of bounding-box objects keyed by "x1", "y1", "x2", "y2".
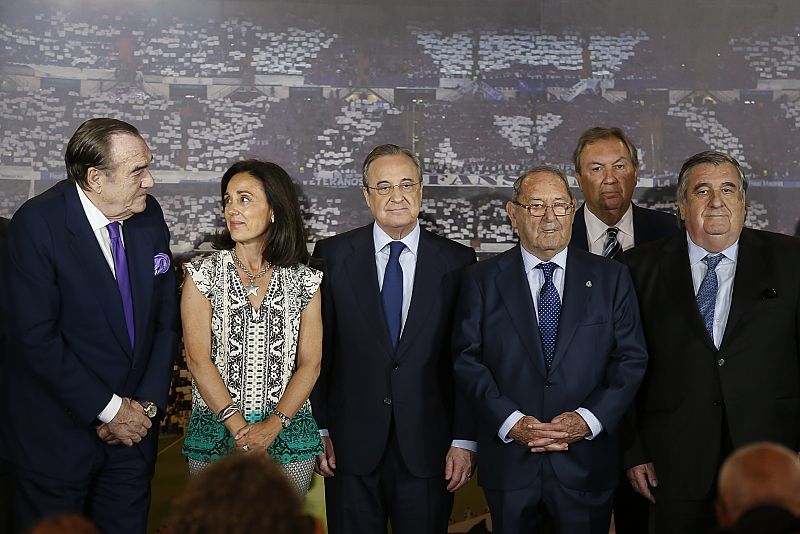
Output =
[{"x1": 271, "y1": 214, "x2": 275, "y2": 223}]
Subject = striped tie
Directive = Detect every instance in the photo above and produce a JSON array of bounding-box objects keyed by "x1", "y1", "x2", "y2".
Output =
[{"x1": 603, "y1": 227, "x2": 622, "y2": 259}]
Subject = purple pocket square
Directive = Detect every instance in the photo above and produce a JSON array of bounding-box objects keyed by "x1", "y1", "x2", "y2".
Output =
[{"x1": 154, "y1": 253, "x2": 171, "y2": 275}]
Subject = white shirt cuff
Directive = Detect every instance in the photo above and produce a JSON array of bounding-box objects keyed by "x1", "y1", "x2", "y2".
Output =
[
  {"x1": 499, "y1": 410, "x2": 524, "y2": 443},
  {"x1": 451, "y1": 440, "x2": 478, "y2": 452},
  {"x1": 98, "y1": 394, "x2": 122, "y2": 423},
  {"x1": 574, "y1": 407, "x2": 603, "y2": 440},
  {"x1": 319, "y1": 428, "x2": 330, "y2": 437}
]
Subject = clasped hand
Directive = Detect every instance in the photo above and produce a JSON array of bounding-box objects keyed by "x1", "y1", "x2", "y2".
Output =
[
  {"x1": 95, "y1": 398, "x2": 152, "y2": 447},
  {"x1": 234, "y1": 418, "x2": 280, "y2": 454},
  {"x1": 507, "y1": 412, "x2": 590, "y2": 453}
]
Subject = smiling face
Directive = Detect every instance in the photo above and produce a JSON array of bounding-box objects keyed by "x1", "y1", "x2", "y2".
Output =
[
  {"x1": 362, "y1": 153, "x2": 422, "y2": 240},
  {"x1": 507, "y1": 171, "x2": 576, "y2": 261},
  {"x1": 678, "y1": 162, "x2": 746, "y2": 253},
  {"x1": 224, "y1": 172, "x2": 273, "y2": 247},
  {"x1": 576, "y1": 137, "x2": 638, "y2": 225},
  {"x1": 87, "y1": 133, "x2": 154, "y2": 221}
]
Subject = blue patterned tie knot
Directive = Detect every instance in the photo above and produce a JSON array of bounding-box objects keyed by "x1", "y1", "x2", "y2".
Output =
[
  {"x1": 603, "y1": 227, "x2": 622, "y2": 259},
  {"x1": 697, "y1": 254, "x2": 724, "y2": 340},
  {"x1": 536, "y1": 262, "x2": 561, "y2": 369},
  {"x1": 382, "y1": 241, "x2": 405, "y2": 349}
]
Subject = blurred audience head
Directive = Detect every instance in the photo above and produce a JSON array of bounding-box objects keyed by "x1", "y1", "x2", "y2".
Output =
[
  {"x1": 168, "y1": 453, "x2": 316, "y2": 534},
  {"x1": 717, "y1": 442, "x2": 800, "y2": 528},
  {"x1": 27, "y1": 514, "x2": 99, "y2": 534}
]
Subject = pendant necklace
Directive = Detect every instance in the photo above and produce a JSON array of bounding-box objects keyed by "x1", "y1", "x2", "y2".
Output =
[{"x1": 232, "y1": 250, "x2": 271, "y2": 296}]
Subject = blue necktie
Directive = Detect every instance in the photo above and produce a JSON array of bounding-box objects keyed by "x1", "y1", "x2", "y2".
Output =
[
  {"x1": 536, "y1": 262, "x2": 560, "y2": 369},
  {"x1": 107, "y1": 222, "x2": 135, "y2": 348},
  {"x1": 382, "y1": 241, "x2": 405, "y2": 349},
  {"x1": 603, "y1": 227, "x2": 622, "y2": 259},
  {"x1": 697, "y1": 254, "x2": 724, "y2": 340}
]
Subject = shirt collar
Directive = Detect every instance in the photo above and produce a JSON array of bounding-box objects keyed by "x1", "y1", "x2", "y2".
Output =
[
  {"x1": 686, "y1": 232, "x2": 739, "y2": 266},
  {"x1": 520, "y1": 244, "x2": 568, "y2": 275},
  {"x1": 373, "y1": 221, "x2": 420, "y2": 257},
  {"x1": 76, "y1": 183, "x2": 116, "y2": 232},
  {"x1": 584, "y1": 203, "x2": 634, "y2": 244}
]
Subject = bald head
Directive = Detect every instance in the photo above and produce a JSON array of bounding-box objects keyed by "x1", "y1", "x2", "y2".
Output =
[{"x1": 716, "y1": 442, "x2": 800, "y2": 528}]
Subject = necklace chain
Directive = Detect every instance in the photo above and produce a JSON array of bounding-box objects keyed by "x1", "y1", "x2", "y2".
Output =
[{"x1": 231, "y1": 249, "x2": 271, "y2": 283}]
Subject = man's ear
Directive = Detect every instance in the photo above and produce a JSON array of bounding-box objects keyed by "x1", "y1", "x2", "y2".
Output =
[{"x1": 86, "y1": 167, "x2": 103, "y2": 193}]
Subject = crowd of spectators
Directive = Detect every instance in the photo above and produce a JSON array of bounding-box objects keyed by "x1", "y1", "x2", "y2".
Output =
[{"x1": 731, "y1": 30, "x2": 800, "y2": 80}]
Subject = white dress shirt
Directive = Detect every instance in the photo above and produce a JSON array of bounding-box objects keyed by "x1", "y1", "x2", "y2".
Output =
[
  {"x1": 498, "y1": 245, "x2": 603, "y2": 443},
  {"x1": 584, "y1": 204, "x2": 635, "y2": 255},
  {"x1": 321, "y1": 221, "x2": 477, "y2": 452},
  {"x1": 687, "y1": 234, "x2": 739, "y2": 349},
  {"x1": 76, "y1": 184, "x2": 123, "y2": 423}
]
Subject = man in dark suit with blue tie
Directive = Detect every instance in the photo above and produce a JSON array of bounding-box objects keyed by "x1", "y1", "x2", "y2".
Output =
[
  {"x1": 623, "y1": 151, "x2": 800, "y2": 534},
  {"x1": 570, "y1": 128, "x2": 679, "y2": 533},
  {"x1": 1, "y1": 118, "x2": 178, "y2": 532},
  {"x1": 311, "y1": 144, "x2": 477, "y2": 534},
  {"x1": 453, "y1": 166, "x2": 648, "y2": 534}
]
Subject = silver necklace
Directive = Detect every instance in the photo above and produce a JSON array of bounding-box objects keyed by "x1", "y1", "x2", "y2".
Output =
[{"x1": 231, "y1": 250, "x2": 271, "y2": 296}]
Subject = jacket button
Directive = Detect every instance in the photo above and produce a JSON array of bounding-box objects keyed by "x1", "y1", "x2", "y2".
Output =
[
  {"x1": 392, "y1": 364, "x2": 399, "y2": 370},
  {"x1": 717, "y1": 358, "x2": 725, "y2": 367},
  {"x1": 544, "y1": 380, "x2": 552, "y2": 387},
  {"x1": 713, "y1": 400, "x2": 722, "y2": 407},
  {"x1": 383, "y1": 397, "x2": 392, "y2": 405}
]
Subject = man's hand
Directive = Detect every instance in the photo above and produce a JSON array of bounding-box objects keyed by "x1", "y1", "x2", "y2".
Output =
[
  {"x1": 102, "y1": 398, "x2": 152, "y2": 447},
  {"x1": 314, "y1": 436, "x2": 336, "y2": 477},
  {"x1": 445, "y1": 446, "x2": 475, "y2": 492},
  {"x1": 539, "y1": 411, "x2": 591, "y2": 445},
  {"x1": 627, "y1": 462, "x2": 658, "y2": 503},
  {"x1": 507, "y1": 415, "x2": 568, "y2": 452}
]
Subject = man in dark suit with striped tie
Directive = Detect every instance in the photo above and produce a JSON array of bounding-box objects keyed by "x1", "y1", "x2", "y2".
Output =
[
  {"x1": 569, "y1": 126, "x2": 679, "y2": 533},
  {"x1": 311, "y1": 144, "x2": 477, "y2": 534}
]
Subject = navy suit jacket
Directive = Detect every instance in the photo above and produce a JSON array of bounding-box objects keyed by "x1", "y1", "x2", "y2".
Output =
[
  {"x1": 1, "y1": 180, "x2": 178, "y2": 480},
  {"x1": 452, "y1": 245, "x2": 648, "y2": 492},
  {"x1": 310, "y1": 223, "x2": 476, "y2": 478},
  {"x1": 570, "y1": 203, "x2": 679, "y2": 251},
  {"x1": 623, "y1": 229, "x2": 800, "y2": 499}
]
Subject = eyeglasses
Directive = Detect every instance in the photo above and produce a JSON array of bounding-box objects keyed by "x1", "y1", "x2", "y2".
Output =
[
  {"x1": 364, "y1": 180, "x2": 422, "y2": 196},
  {"x1": 511, "y1": 201, "x2": 574, "y2": 217}
]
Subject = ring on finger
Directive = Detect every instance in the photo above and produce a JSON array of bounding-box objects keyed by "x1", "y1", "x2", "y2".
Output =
[{"x1": 242, "y1": 444, "x2": 250, "y2": 452}]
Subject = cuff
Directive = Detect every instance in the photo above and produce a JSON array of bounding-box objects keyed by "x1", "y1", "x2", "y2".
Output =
[
  {"x1": 451, "y1": 440, "x2": 478, "y2": 452},
  {"x1": 499, "y1": 410, "x2": 524, "y2": 443},
  {"x1": 98, "y1": 394, "x2": 122, "y2": 423},
  {"x1": 574, "y1": 407, "x2": 603, "y2": 440}
]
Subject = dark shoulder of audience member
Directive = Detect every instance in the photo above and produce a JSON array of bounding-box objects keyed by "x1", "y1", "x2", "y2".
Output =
[
  {"x1": 26, "y1": 514, "x2": 99, "y2": 534},
  {"x1": 717, "y1": 505, "x2": 800, "y2": 534},
  {"x1": 167, "y1": 453, "x2": 318, "y2": 534}
]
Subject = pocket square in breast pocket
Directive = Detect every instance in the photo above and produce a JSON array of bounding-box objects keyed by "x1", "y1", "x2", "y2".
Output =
[{"x1": 154, "y1": 252, "x2": 171, "y2": 275}]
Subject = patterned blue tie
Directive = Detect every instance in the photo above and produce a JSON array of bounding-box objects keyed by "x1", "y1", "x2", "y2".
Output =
[
  {"x1": 697, "y1": 254, "x2": 724, "y2": 340},
  {"x1": 107, "y1": 222, "x2": 135, "y2": 348},
  {"x1": 536, "y1": 262, "x2": 560, "y2": 369},
  {"x1": 382, "y1": 241, "x2": 405, "y2": 349},
  {"x1": 603, "y1": 227, "x2": 622, "y2": 259}
]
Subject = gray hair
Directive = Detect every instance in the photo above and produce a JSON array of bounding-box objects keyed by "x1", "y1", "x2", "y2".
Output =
[
  {"x1": 512, "y1": 165, "x2": 574, "y2": 202},
  {"x1": 361, "y1": 144, "x2": 422, "y2": 188},
  {"x1": 676, "y1": 151, "x2": 748, "y2": 204}
]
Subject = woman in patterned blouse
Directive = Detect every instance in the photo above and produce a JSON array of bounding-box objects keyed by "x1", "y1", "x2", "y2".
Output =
[{"x1": 180, "y1": 159, "x2": 323, "y2": 494}]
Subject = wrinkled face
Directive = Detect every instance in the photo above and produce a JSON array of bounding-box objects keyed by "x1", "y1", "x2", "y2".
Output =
[
  {"x1": 362, "y1": 153, "x2": 422, "y2": 239},
  {"x1": 507, "y1": 171, "x2": 576, "y2": 261},
  {"x1": 224, "y1": 172, "x2": 273, "y2": 246},
  {"x1": 89, "y1": 133, "x2": 154, "y2": 221},
  {"x1": 678, "y1": 162, "x2": 746, "y2": 253},
  {"x1": 576, "y1": 137, "x2": 637, "y2": 217}
]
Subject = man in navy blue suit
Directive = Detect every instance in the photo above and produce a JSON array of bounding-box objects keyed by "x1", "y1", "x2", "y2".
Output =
[
  {"x1": 453, "y1": 166, "x2": 648, "y2": 534},
  {"x1": 2, "y1": 118, "x2": 178, "y2": 532}
]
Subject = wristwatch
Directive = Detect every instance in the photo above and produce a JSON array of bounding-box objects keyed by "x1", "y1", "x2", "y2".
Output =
[
  {"x1": 139, "y1": 400, "x2": 158, "y2": 419},
  {"x1": 273, "y1": 410, "x2": 291, "y2": 429}
]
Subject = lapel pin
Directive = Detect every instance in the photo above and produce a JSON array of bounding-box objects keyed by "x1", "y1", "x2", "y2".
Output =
[{"x1": 586, "y1": 280, "x2": 592, "y2": 288}]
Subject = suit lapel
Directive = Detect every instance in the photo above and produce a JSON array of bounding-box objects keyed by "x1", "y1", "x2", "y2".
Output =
[
  {"x1": 721, "y1": 229, "x2": 767, "y2": 350},
  {"x1": 396, "y1": 229, "x2": 438, "y2": 361},
  {"x1": 548, "y1": 247, "x2": 591, "y2": 373},
  {"x1": 496, "y1": 246, "x2": 546, "y2": 377},
  {"x1": 63, "y1": 184, "x2": 133, "y2": 358},
  {"x1": 123, "y1": 215, "x2": 154, "y2": 362},
  {"x1": 570, "y1": 205, "x2": 590, "y2": 251},
  {"x1": 344, "y1": 225, "x2": 394, "y2": 358}
]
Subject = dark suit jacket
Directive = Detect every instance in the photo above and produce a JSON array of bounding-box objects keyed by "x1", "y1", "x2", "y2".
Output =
[
  {"x1": 570, "y1": 203, "x2": 679, "y2": 251},
  {"x1": 1, "y1": 180, "x2": 178, "y2": 481},
  {"x1": 310, "y1": 223, "x2": 476, "y2": 478},
  {"x1": 623, "y1": 229, "x2": 800, "y2": 499},
  {"x1": 452, "y1": 245, "x2": 648, "y2": 492}
]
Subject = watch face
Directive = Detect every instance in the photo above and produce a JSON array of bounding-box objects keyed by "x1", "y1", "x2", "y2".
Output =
[{"x1": 144, "y1": 403, "x2": 157, "y2": 418}]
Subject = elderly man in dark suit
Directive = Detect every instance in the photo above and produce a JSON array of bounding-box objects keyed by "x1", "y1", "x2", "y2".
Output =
[
  {"x1": 0, "y1": 216, "x2": 11, "y2": 532},
  {"x1": 623, "y1": 151, "x2": 800, "y2": 534},
  {"x1": 570, "y1": 127, "x2": 679, "y2": 533},
  {"x1": 453, "y1": 165, "x2": 648, "y2": 534},
  {"x1": 2, "y1": 118, "x2": 178, "y2": 532},
  {"x1": 311, "y1": 144, "x2": 476, "y2": 534}
]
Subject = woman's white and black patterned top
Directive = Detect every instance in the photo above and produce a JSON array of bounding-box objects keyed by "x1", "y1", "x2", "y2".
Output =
[{"x1": 181, "y1": 250, "x2": 323, "y2": 464}]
